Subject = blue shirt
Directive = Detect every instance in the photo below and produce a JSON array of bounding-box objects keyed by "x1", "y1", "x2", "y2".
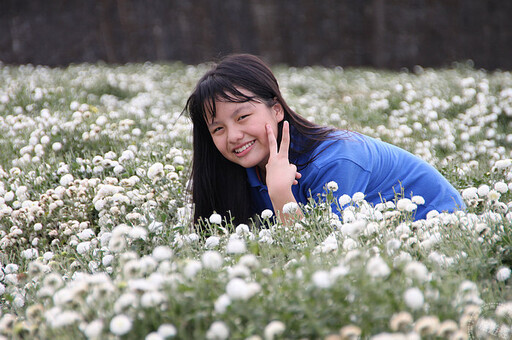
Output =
[{"x1": 246, "y1": 131, "x2": 465, "y2": 220}]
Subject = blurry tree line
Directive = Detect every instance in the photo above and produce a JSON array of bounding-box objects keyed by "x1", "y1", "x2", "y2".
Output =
[{"x1": 1, "y1": 0, "x2": 511, "y2": 69}]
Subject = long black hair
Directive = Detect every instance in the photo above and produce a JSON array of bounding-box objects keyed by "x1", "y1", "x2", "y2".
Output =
[{"x1": 185, "y1": 54, "x2": 338, "y2": 226}]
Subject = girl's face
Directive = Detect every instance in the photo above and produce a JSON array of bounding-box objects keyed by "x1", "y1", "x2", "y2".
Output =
[{"x1": 206, "y1": 90, "x2": 284, "y2": 171}]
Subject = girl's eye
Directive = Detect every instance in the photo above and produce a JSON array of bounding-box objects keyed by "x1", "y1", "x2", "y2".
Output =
[
  {"x1": 212, "y1": 127, "x2": 222, "y2": 134},
  {"x1": 238, "y1": 114, "x2": 250, "y2": 121}
]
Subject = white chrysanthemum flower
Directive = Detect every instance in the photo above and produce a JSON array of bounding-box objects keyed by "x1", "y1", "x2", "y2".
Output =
[
  {"x1": 141, "y1": 291, "x2": 166, "y2": 308},
  {"x1": 157, "y1": 324, "x2": 177, "y2": 338},
  {"x1": 59, "y1": 174, "x2": 74, "y2": 186},
  {"x1": 206, "y1": 321, "x2": 229, "y2": 340},
  {"x1": 239, "y1": 254, "x2": 259, "y2": 268},
  {"x1": 261, "y1": 209, "x2": 273, "y2": 219},
  {"x1": 312, "y1": 270, "x2": 332, "y2": 289},
  {"x1": 496, "y1": 267, "x2": 511, "y2": 281},
  {"x1": 235, "y1": 224, "x2": 250, "y2": 235},
  {"x1": 404, "y1": 287, "x2": 424, "y2": 310},
  {"x1": 264, "y1": 320, "x2": 286, "y2": 340},
  {"x1": 22, "y1": 248, "x2": 39, "y2": 260},
  {"x1": 145, "y1": 331, "x2": 164, "y2": 340},
  {"x1": 477, "y1": 185, "x2": 490, "y2": 197},
  {"x1": 51, "y1": 310, "x2": 81, "y2": 328},
  {"x1": 411, "y1": 195, "x2": 425, "y2": 205},
  {"x1": 404, "y1": 261, "x2": 429, "y2": 283},
  {"x1": 76, "y1": 242, "x2": 91, "y2": 255},
  {"x1": 225, "y1": 278, "x2": 259, "y2": 301},
  {"x1": 352, "y1": 192, "x2": 365, "y2": 202},
  {"x1": 110, "y1": 314, "x2": 132, "y2": 336},
  {"x1": 494, "y1": 181, "x2": 509, "y2": 193},
  {"x1": 338, "y1": 194, "x2": 351, "y2": 206},
  {"x1": 282, "y1": 201, "x2": 299, "y2": 214},
  {"x1": 462, "y1": 187, "x2": 478, "y2": 200},
  {"x1": 326, "y1": 181, "x2": 338, "y2": 192},
  {"x1": 152, "y1": 246, "x2": 173, "y2": 261},
  {"x1": 202, "y1": 251, "x2": 223, "y2": 270},
  {"x1": 147, "y1": 162, "x2": 164, "y2": 181},
  {"x1": 77, "y1": 228, "x2": 95, "y2": 241},
  {"x1": 214, "y1": 294, "x2": 231, "y2": 314},
  {"x1": 226, "y1": 238, "x2": 246, "y2": 254},
  {"x1": 366, "y1": 256, "x2": 390, "y2": 278},
  {"x1": 396, "y1": 198, "x2": 412, "y2": 211},
  {"x1": 487, "y1": 189, "x2": 501, "y2": 201},
  {"x1": 83, "y1": 319, "x2": 103, "y2": 339},
  {"x1": 205, "y1": 236, "x2": 220, "y2": 249},
  {"x1": 183, "y1": 260, "x2": 202, "y2": 278},
  {"x1": 209, "y1": 213, "x2": 222, "y2": 225},
  {"x1": 52, "y1": 142, "x2": 62, "y2": 151},
  {"x1": 494, "y1": 159, "x2": 512, "y2": 169}
]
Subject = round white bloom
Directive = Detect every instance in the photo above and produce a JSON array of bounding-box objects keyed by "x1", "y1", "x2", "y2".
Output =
[
  {"x1": 411, "y1": 195, "x2": 425, "y2": 205},
  {"x1": 145, "y1": 331, "x2": 164, "y2": 340},
  {"x1": 183, "y1": 260, "x2": 202, "y2": 278},
  {"x1": 59, "y1": 174, "x2": 74, "y2": 186},
  {"x1": 497, "y1": 267, "x2": 511, "y2": 281},
  {"x1": 366, "y1": 256, "x2": 390, "y2": 278},
  {"x1": 226, "y1": 278, "x2": 252, "y2": 300},
  {"x1": 494, "y1": 159, "x2": 512, "y2": 169},
  {"x1": 206, "y1": 321, "x2": 229, "y2": 340},
  {"x1": 487, "y1": 189, "x2": 501, "y2": 201},
  {"x1": 22, "y1": 248, "x2": 38, "y2": 259},
  {"x1": 4, "y1": 191, "x2": 14, "y2": 202},
  {"x1": 352, "y1": 192, "x2": 365, "y2": 202},
  {"x1": 339, "y1": 194, "x2": 351, "y2": 206},
  {"x1": 495, "y1": 181, "x2": 509, "y2": 193},
  {"x1": 462, "y1": 187, "x2": 478, "y2": 200},
  {"x1": 110, "y1": 314, "x2": 132, "y2": 336},
  {"x1": 152, "y1": 246, "x2": 173, "y2": 261},
  {"x1": 0, "y1": 283, "x2": 5, "y2": 295},
  {"x1": 326, "y1": 181, "x2": 338, "y2": 192},
  {"x1": 214, "y1": 294, "x2": 231, "y2": 314},
  {"x1": 404, "y1": 261, "x2": 429, "y2": 282},
  {"x1": 205, "y1": 236, "x2": 220, "y2": 249},
  {"x1": 312, "y1": 270, "x2": 332, "y2": 289},
  {"x1": 396, "y1": 198, "x2": 412, "y2": 211},
  {"x1": 52, "y1": 142, "x2": 62, "y2": 151},
  {"x1": 77, "y1": 228, "x2": 95, "y2": 241},
  {"x1": 404, "y1": 287, "x2": 424, "y2": 310},
  {"x1": 76, "y1": 242, "x2": 91, "y2": 254},
  {"x1": 202, "y1": 251, "x2": 223, "y2": 270},
  {"x1": 209, "y1": 213, "x2": 222, "y2": 225},
  {"x1": 282, "y1": 201, "x2": 299, "y2": 214},
  {"x1": 84, "y1": 319, "x2": 103, "y2": 339},
  {"x1": 261, "y1": 209, "x2": 273, "y2": 219},
  {"x1": 147, "y1": 162, "x2": 164, "y2": 181},
  {"x1": 477, "y1": 185, "x2": 490, "y2": 197},
  {"x1": 264, "y1": 320, "x2": 286, "y2": 340},
  {"x1": 157, "y1": 324, "x2": 177, "y2": 338},
  {"x1": 226, "y1": 238, "x2": 246, "y2": 254},
  {"x1": 235, "y1": 224, "x2": 250, "y2": 235}
]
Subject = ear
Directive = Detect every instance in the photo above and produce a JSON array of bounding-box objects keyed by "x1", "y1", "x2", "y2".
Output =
[{"x1": 273, "y1": 102, "x2": 284, "y2": 122}]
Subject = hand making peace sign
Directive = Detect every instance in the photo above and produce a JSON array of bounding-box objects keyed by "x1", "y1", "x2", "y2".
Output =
[{"x1": 265, "y1": 121, "x2": 302, "y2": 199}]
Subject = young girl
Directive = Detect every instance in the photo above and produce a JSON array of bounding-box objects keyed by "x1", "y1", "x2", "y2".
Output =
[{"x1": 185, "y1": 54, "x2": 465, "y2": 225}]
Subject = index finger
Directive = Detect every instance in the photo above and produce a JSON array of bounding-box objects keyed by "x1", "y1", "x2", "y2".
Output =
[
  {"x1": 266, "y1": 124, "x2": 278, "y2": 157},
  {"x1": 279, "y1": 120, "x2": 290, "y2": 158}
]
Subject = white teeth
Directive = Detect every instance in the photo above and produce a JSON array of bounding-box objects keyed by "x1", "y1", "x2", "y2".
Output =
[{"x1": 235, "y1": 141, "x2": 255, "y2": 154}]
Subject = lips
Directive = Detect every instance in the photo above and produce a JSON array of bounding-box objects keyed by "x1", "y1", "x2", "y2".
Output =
[{"x1": 234, "y1": 140, "x2": 255, "y2": 154}]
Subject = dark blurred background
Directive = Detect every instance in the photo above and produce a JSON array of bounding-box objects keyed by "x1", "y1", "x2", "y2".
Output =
[{"x1": 1, "y1": 0, "x2": 511, "y2": 69}]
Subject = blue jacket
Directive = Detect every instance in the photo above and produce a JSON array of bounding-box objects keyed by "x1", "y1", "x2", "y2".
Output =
[{"x1": 246, "y1": 130, "x2": 465, "y2": 220}]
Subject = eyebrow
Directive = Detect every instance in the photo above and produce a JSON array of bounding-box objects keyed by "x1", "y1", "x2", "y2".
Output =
[{"x1": 207, "y1": 102, "x2": 253, "y2": 127}]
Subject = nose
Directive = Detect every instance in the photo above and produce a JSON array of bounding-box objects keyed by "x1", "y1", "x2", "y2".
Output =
[{"x1": 227, "y1": 126, "x2": 243, "y2": 143}]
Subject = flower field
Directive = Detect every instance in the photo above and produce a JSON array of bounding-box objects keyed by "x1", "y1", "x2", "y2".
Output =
[{"x1": 1, "y1": 60, "x2": 512, "y2": 339}]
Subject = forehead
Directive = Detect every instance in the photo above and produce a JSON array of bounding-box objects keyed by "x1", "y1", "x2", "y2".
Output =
[{"x1": 206, "y1": 100, "x2": 255, "y2": 124}]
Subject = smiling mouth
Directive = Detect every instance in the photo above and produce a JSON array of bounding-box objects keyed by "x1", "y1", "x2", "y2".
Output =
[{"x1": 234, "y1": 141, "x2": 255, "y2": 154}]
